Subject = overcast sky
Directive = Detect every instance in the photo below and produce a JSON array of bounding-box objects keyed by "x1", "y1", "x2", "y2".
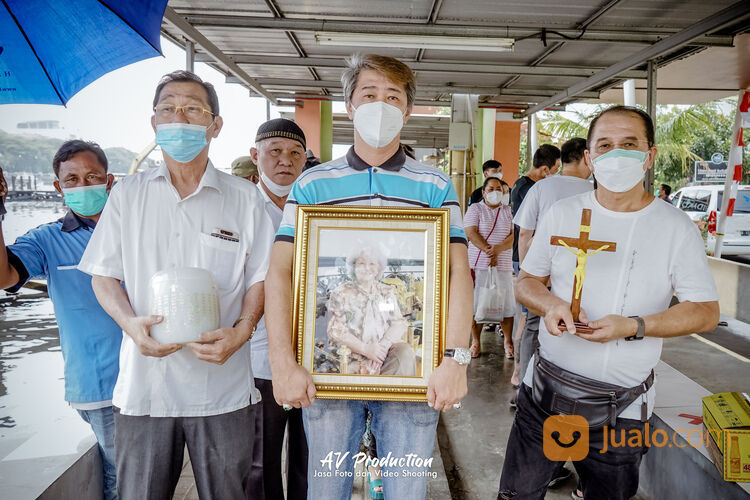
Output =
[{"x1": 0, "y1": 37, "x2": 352, "y2": 172}]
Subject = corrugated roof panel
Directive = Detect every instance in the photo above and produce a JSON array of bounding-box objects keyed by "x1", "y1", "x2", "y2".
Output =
[
  {"x1": 275, "y1": 0, "x2": 433, "y2": 22},
  {"x1": 436, "y1": 0, "x2": 600, "y2": 27},
  {"x1": 161, "y1": 0, "x2": 750, "y2": 107},
  {"x1": 541, "y1": 41, "x2": 644, "y2": 68},
  {"x1": 601, "y1": 0, "x2": 738, "y2": 29},
  {"x1": 196, "y1": 27, "x2": 295, "y2": 54},
  {"x1": 169, "y1": 0, "x2": 270, "y2": 15}
]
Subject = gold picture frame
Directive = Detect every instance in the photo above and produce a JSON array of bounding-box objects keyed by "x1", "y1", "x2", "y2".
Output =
[{"x1": 292, "y1": 205, "x2": 450, "y2": 402}]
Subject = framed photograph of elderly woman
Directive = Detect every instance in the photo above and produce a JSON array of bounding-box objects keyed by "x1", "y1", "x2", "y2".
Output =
[{"x1": 292, "y1": 205, "x2": 449, "y2": 402}]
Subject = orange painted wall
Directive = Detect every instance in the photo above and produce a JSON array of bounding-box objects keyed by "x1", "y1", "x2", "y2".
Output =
[
  {"x1": 494, "y1": 121, "x2": 522, "y2": 188},
  {"x1": 294, "y1": 100, "x2": 321, "y2": 155}
]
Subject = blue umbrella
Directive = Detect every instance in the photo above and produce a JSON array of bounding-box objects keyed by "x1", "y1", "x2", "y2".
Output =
[{"x1": 0, "y1": 0, "x2": 168, "y2": 105}]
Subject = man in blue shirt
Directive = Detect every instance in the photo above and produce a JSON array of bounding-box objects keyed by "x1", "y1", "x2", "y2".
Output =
[{"x1": 0, "y1": 140, "x2": 121, "y2": 500}]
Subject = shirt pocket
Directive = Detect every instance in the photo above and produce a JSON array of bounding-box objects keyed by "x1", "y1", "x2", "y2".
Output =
[{"x1": 198, "y1": 233, "x2": 243, "y2": 290}]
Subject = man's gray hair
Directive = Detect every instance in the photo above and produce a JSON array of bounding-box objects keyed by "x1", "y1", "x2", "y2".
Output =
[
  {"x1": 153, "y1": 70, "x2": 220, "y2": 115},
  {"x1": 341, "y1": 54, "x2": 416, "y2": 109}
]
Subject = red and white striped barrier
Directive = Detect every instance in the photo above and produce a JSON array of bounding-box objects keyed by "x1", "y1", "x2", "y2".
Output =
[{"x1": 714, "y1": 89, "x2": 749, "y2": 257}]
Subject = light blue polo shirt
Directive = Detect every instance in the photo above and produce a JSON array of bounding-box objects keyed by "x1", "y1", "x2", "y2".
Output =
[
  {"x1": 6, "y1": 211, "x2": 121, "y2": 404},
  {"x1": 277, "y1": 147, "x2": 468, "y2": 244}
]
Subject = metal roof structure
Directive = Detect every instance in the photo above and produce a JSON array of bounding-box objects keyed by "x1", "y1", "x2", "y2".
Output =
[{"x1": 160, "y1": 0, "x2": 750, "y2": 116}]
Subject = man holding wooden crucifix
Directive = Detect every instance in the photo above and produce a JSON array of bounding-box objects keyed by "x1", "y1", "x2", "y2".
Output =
[{"x1": 497, "y1": 106, "x2": 719, "y2": 500}]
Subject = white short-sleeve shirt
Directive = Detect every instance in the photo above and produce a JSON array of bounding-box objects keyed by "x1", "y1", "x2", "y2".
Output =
[
  {"x1": 250, "y1": 183, "x2": 283, "y2": 380},
  {"x1": 521, "y1": 191, "x2": 718, "y2": 420},
  {"x1": 514, "y1": 175, "x2": 594, "y2": 231},
  {"x1": 78, "y1": 162, "x2": 275, "y2": 417}
]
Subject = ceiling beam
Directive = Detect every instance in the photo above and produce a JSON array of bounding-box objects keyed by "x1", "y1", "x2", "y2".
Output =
[
  {"x1": 524, "y1": 0, "x2": 750, "y2": 115},
  {"x1": 162, "y1": 8, "x2": 278, "y2": 104},
  {"x1": 226, "y1": 76, "x2": 600, "y2": 98},
  {"x1": 194, "y1": 53, "x2": 647, "y2": 78},
  {"x1": 180, "y1": 14, "x2": 735, "y2": 46},
  {"x1": 272, "y1": 93, "x2": 566, "y2": 111}
]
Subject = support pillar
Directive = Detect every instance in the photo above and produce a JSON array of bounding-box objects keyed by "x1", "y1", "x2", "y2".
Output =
[
  {"x1": 645, "y1": 61, "x2": 658, "y2": 194},
  {"x1": 294, "y1": 99, "x2": 331, "y2": 159},
  {"x1": 623, "y1": 78, "x2": 636, "y2": 106},
  {"x1": 495, "y1": 112, "x2": 522, "y2": 187},
  {"x1": 320, "y1": 100, "x2": 332, "y2": 162},
  {"x1": 185, "y1": 41, "x2": 194, "y2": 72},
  {"x1": 475, "y1": 108, "x2": 497, "y2": 181}
]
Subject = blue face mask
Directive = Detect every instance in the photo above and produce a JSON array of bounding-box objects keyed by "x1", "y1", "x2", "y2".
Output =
[
  {"x1": 155, "y1": 123, "x2": 210, "y2": 163},
  {"x1": 62, "y1": 183, "x2": 108, "y2": 216}
]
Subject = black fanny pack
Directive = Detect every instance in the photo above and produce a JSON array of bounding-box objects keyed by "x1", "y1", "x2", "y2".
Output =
[{"x1": 531, "y1": 350, "x2": 654, "y2": 429}]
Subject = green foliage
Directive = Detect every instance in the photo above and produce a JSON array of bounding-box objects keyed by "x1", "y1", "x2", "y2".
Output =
[
  {"x1": 0, "y1": 129, "x2": 151, "y2": 175},
  {"x1": 536, "y1": 98, "x2": 749, "y2": 187}
]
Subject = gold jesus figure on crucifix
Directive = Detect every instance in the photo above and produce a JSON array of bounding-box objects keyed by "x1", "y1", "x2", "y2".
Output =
[
  {"x1": 557, "y1": 240, "x2": 611, "y2": 300},
  {"x1": 550, "y1": 208, "x2": 617, "y2": 332}
]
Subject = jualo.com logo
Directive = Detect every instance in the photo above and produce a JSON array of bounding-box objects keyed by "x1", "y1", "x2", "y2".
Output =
[{"x1": 543, "y1": 415, "x2": 723, "y2": 461}]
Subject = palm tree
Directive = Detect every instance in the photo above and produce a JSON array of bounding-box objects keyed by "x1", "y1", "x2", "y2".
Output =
[{"x1": 536, "y1": 99, "x2": 734, "y2": 184}]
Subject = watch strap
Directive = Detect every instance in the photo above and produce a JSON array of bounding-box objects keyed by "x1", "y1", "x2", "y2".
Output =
[{"x1": 625, "y1": 316, "x2": 646, "y2": 341}]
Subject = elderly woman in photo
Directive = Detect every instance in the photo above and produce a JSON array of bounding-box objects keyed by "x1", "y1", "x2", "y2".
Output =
[{"x1": 326, "y1": 246, "x2": 416, "y2": 376}]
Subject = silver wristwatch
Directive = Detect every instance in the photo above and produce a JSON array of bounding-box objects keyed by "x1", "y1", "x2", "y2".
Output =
[
  {"x1": 625, "y1": 316, "x2": 646, "y2": 341},
  {"x1": 444, "y1": 348, "x2": 471, "y2": 365}
]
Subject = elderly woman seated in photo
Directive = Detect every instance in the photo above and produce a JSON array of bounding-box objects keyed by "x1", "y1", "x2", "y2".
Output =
[{"x1": 326, "y1": 246, "x2": 416, "y2": 376}]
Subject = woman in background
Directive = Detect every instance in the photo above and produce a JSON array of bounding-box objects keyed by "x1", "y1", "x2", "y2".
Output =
[{"x1": 464, "y1": 177, "x2": 515, "y2": 358}]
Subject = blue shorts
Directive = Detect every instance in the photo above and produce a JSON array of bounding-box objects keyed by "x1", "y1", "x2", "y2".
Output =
[{"x1": 512, "y1": 261, "x2": 528, "y2": 314}]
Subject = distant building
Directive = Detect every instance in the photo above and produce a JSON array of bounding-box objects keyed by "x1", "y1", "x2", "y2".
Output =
[{"x1": 15, "y1": 120, "x2": 74, "y2": 141}]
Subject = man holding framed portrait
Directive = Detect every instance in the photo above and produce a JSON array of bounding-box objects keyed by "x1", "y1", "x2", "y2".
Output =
[{"x1": 265, "y1": 54, "x2": 474, "y2": 499}]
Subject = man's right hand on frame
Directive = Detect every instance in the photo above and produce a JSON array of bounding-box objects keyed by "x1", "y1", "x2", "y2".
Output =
[
  {"x1": 124, "y1": 315, "x2": 182, "y2": 358},
  {"x1": 273, "y1": 360, "x2": 316, "y2": 409}
]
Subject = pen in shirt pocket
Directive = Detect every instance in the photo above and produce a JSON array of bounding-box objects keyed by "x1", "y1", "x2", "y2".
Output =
[{"x1": 210, "y1": 228, "x2": 240, "y2": 242}]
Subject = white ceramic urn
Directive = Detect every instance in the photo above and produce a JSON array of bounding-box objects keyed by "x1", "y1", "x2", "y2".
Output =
[{"x1": 148, "y1": 267, "x2": 220, "y2": 344}]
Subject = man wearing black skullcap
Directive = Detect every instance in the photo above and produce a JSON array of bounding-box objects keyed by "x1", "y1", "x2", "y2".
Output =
[{"x1": 246, "y1": 118, "x2": 309, "y2": 500}]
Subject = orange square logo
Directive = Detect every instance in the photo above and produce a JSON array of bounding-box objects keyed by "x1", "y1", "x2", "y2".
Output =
[{"x1": 543, "y1": 415, "x2": 589, "y2": 461}]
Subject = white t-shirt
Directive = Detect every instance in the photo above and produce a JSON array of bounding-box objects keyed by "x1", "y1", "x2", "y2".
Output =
[
  {"x1": 79, "y1": 162, "x2": 275, "y2": 417},
  {"x1": 250, "y1": 183, "x2": 283, "y2": 380},
  {"x1": 521, "y1": 191, "x2": 718, "y2": 420},
  {"x1": 514, "y1": 175, "x2": 594, "y2": 230}
]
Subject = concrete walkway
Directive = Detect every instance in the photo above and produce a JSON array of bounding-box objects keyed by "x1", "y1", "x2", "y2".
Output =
[
  {"x1": 439, "y1": 327, "x2": 586, "y2": 500},
  {"x1": 173, "y1": 315, "x2": 749, "y2": 499}
]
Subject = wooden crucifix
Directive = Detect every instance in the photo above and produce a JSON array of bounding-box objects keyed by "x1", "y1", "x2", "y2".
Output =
[{"x1": 550, "y1": 208, "x2": 617, "y2": 334}]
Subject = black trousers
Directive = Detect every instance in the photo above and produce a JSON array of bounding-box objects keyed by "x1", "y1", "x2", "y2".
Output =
[
  {"x1": 246, "y1": 378, "x2": 308, "y2": 500},
  {"x1": 498, "y1": 385, "x2": 649, "y2": 500}
]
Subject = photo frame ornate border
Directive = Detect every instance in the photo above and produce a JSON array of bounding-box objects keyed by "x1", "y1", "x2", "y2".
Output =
[{"x1": 292, "y1": 205, "x2": 450, "y2": 402}]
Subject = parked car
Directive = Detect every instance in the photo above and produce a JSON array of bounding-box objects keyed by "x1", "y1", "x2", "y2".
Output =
[{"x1": 671, "y1": 184, "x2": 750, "y2": 255}]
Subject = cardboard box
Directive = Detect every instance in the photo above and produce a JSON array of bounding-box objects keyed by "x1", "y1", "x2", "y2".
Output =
[{"x1": 702, "y1": 392, "x2": 750, "y2": 482}]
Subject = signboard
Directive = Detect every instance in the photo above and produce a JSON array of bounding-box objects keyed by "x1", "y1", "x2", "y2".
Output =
[{"x1": 694, "y1": 159, "x2": 728, "y2": 183}]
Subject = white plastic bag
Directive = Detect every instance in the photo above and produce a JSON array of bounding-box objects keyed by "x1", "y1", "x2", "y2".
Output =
[{"x1": 474, "y1": 267, "x2": 506, "y2": 323}]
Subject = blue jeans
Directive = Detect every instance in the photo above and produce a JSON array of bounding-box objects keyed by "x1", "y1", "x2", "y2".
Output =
[
  {"x1": 303, "y1": 399, "x2": 439, "y2": 500},
  {"x1": 77, "y1": 406, "x2": 117, "y2": 500}
]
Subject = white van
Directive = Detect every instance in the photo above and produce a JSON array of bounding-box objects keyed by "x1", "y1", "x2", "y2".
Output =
[{"x1": 670, "y1": 184, "x2": 750, "y2": 255}]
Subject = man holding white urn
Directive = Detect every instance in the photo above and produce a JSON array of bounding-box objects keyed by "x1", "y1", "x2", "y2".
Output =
[{"x1": 79, "y1": 70, "x2": 275, "y2": 500}]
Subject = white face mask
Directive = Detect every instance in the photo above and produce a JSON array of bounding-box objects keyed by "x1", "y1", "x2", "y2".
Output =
[
  {"x1": 352, "y1": 101, "x2": 405, "y2": 148},
  {"x1": 485, "y1": 190, "x2": 503, "y2": 206},
  {"x1": 501, "y1": 192, "x2": 510, "y2": 206},
  {"x1": 488, "y1": 172, "x2": 503, "y2": 181},
  {"x1": 260, "y1": 170, "x2": 293, "y2": 197},
  {"x1": 592, "y1": 149, "x2": 648, "y2": 193}
]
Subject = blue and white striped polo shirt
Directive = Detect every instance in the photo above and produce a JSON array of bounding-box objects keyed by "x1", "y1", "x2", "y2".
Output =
[{"x1": 276, "y1": 147, "x2": 468, "y2": 244}]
